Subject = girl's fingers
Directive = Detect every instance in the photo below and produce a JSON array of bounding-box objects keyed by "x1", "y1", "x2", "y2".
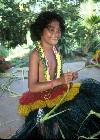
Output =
[
  {"x1": 64, "y1": 75, "x2": 73, "y2": 82},
  {"x1": 72, "y1": 72, "x2": 78, "y2": 80},
  {"x1": 63, "y1": 72, "x2": 78, "y2": 83}
]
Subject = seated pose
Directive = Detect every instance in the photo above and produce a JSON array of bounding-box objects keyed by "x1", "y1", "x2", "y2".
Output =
[{"x1": 12, "y1": 11, "x2": 100, "y2": 139}]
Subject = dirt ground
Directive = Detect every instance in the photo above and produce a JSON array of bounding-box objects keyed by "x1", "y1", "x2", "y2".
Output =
[{"x1": 0, "y1": 61, "x2": 100, "y2": 139}]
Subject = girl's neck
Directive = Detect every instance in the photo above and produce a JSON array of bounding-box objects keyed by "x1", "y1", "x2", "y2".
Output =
[{"x1": 40, "y1": 41, "x2": 55, "y2": 51}]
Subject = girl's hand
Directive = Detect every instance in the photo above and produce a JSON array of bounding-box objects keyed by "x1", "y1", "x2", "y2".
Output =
[
  {"x1": 61, "y1": 72, "x2": 74, "y2": 85},
  {"x1": 72, "y1": 72, "x2": 78, "y2": 80},
  {"x1": 61, "y1": 72, "x2": 78, "y2": 85}
]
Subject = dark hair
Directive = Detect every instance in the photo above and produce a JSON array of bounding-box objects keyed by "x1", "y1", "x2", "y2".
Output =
[{"x1": 30, "y1": 11, "x2": 65, "y2": 41}]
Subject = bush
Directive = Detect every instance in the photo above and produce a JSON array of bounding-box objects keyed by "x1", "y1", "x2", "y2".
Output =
[{"x1": 0, "y1": 44, "x2": 9, "y2": 58}]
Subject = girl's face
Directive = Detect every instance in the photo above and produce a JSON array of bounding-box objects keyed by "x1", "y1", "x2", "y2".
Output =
[{"x1": 41, "y1": 20, "x2": 61, "y2": 46}]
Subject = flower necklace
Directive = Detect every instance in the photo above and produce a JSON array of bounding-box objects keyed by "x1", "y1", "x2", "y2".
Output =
[{"x1": 36, "y1": 42, "x2": 62, "y2": 81}]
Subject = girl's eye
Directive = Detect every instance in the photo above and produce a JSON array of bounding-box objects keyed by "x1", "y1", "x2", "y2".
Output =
[
  {"x1": 46, "y1": 25, "x2": 61, "y2": 34},
  {"x1": 48, "y1": 28, "x2": 61, "y2": 33},
  {"x1": 49, "y1": 28, "x2": 54, "y2": 32},
  {"x1": 46, "y1": 26, "x2": 54, "y2": 32}
]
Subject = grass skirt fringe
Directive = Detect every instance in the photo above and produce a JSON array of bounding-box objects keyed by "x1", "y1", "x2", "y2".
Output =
[
  {"x1": 12, "y1": 78, "x2": 100, "y2": 139},
  {"x1": 18, "y1": 83, "x2": 80, "y2": 117}
]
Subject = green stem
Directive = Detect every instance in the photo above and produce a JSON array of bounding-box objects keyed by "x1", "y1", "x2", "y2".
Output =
[
  {"x1": 40, "y1": 85, "x2": 70, "y2": 123},
  {"x1": 76, "y1": 64, "x2": 100, "y2": 73}
]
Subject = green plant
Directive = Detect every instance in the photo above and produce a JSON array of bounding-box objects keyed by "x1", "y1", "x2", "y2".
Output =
[{"x1": 0, "y1": 44, "x2": 9, "y2": 57}]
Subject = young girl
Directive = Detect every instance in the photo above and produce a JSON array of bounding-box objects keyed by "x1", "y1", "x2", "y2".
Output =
[{"x1": 12, "y1": 11, "x2": 100, "y2": 139}]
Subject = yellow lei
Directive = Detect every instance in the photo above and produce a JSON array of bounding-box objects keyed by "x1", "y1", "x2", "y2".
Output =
[{"x1": 37, "y1": 42, "x2": 62, "y2": 81}]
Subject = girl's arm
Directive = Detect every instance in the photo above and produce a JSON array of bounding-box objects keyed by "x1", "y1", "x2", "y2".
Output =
[{"x1": 28, "y1": 50, "x2": 74, "y2": 93}]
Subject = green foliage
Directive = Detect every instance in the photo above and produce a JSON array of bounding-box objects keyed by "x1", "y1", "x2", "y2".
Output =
[
  {"x1": 0, "y1": 43, "x2": 9, "y2": 57},
  {"x1": 0, "y1": 0, "x2": 33, "y2": 47},
  {"x1": 11, "y1": 55, "x2": 29, "y2": 67},
  {"x1": 0, "y1": 0, "x2": 99, "y2": 60}
]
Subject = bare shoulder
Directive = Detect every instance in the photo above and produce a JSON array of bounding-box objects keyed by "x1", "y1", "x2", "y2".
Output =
[{"x1": 29, "y1": 48, "x2": 39, "y2": 62}]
